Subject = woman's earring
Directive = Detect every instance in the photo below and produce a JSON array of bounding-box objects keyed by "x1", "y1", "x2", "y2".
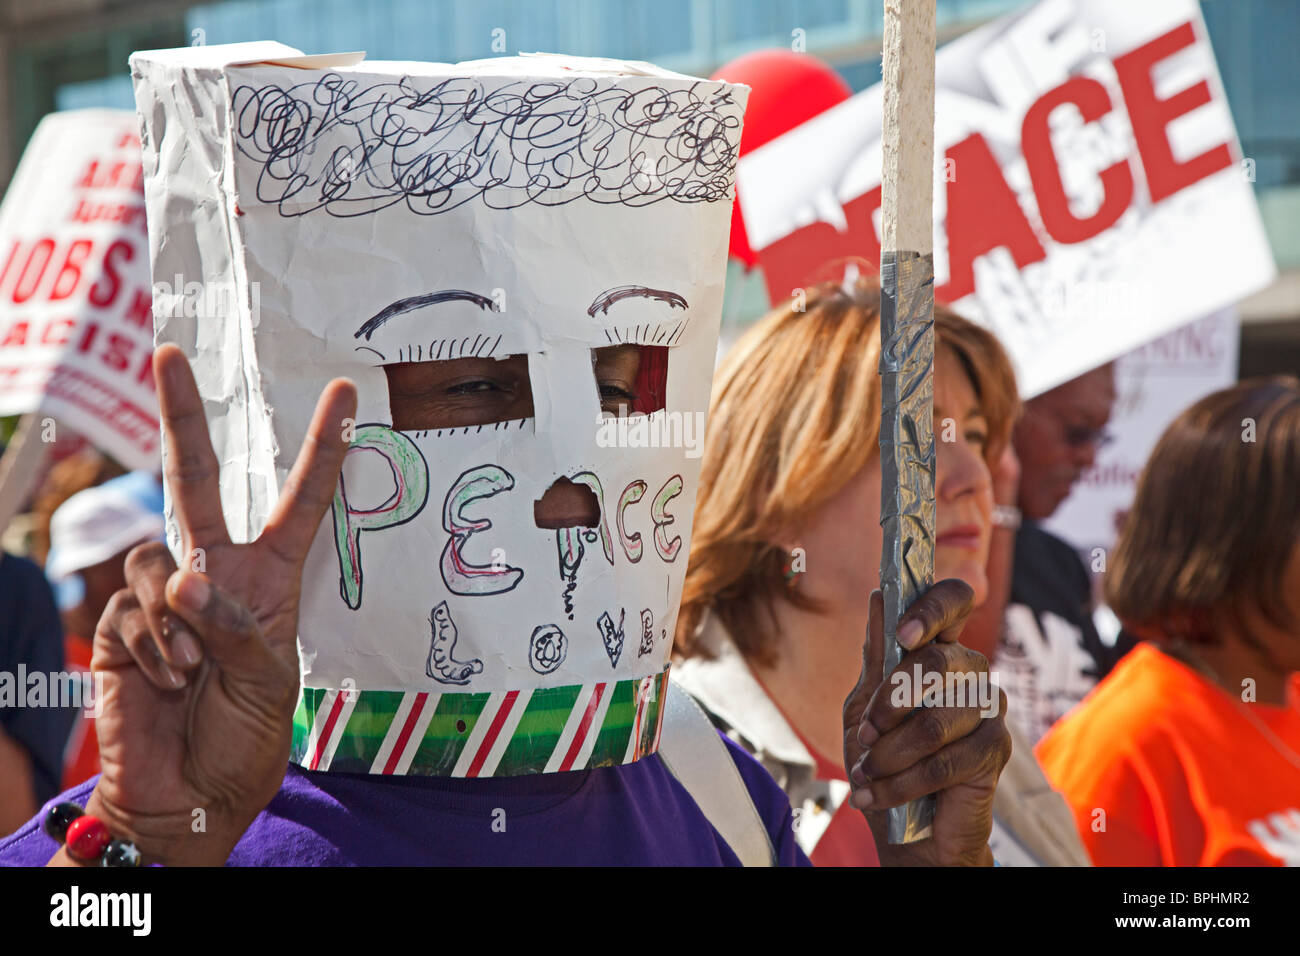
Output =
[{"x1": 782, "y1": 547, "x2": 806, "y2": 590}]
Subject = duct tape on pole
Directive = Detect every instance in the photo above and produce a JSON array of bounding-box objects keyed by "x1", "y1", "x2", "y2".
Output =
[{"x1": 879, "y1": 0, "x2": 937, "y2": 845}]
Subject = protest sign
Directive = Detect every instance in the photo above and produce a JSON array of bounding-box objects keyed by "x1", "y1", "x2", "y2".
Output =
[
  {"x1": 132, "y1": 43, "x2": 747, "y2": 776},
  {"x1": 0, "y1": 110, "x2": 158, "y2": 469},
  {"x1": 737, "y1": 0, "x2": 1275, "y2": 398}
]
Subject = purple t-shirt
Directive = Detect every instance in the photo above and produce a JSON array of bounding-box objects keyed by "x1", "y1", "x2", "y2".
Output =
[{"x1": 0, "y1": 733, "x2": 808, "y2": 866}]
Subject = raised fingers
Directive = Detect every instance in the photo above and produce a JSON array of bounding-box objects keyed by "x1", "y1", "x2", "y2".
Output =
[
  {"x1": 94, "y1": 589, "x2": 189, "y2": 690},
  {"x1": 155, "y1": 344, "x2": 231, "y2": 550},
  {"x1": 164, "y1": 570, "x2": 293, "y2": 690},
  {"x1": 259, "y1": 377, "x2": 358, "y2": 566},
  {"x1": 123, "y1": 541, "x2": 202, "y2": 673}
]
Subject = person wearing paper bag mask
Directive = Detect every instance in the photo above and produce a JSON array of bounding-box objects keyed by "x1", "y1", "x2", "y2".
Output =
[{"x1": 2, "y1": 45, "x2": 1001, "y2": 866}]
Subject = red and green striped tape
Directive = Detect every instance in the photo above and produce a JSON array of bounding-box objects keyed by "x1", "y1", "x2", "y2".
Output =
[{"x1": 291, "y1": 668, "x2": 669, "y2": 777}]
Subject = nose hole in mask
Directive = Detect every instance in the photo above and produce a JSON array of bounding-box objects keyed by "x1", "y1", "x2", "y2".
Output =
[{"x1": 534, "y1": 477, "x2": 600, "y2": 530}]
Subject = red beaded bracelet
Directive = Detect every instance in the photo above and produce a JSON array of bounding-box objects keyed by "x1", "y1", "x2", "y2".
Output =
[{"x1": 42, "y1": 801, "x2": 142, "y2": 867}]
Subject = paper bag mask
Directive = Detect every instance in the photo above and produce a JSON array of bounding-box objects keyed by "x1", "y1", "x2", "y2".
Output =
[{"x1": 131, "y1": 42, "x2": 747, "y2": 776}]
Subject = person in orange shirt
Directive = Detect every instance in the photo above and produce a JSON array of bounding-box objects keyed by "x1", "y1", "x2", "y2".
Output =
[{"x1": 1037, "y1": 376, "x2": 1300, "y2": 866}]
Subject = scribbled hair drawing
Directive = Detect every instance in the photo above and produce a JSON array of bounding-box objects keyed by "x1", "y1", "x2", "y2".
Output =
[{"x1": 231, "y1": 73, "x2": 745, "y2": 218}]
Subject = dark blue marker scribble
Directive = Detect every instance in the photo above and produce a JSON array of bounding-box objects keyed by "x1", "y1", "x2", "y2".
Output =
[{"x1": 231, "y1": 74, "x2": 744, "y2": 219}]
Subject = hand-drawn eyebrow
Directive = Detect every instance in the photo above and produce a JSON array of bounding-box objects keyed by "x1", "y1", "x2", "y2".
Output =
[
  {"x1": 587, "y1": 285, "x2": 688, "y2": 318},
  {"x1": 355, "y1": 290, "x2": 499, "y2": 341}
]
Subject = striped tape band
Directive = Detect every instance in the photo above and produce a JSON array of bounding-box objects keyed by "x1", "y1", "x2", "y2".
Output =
[{"x1": 291, "y1": 668, "x2": 670, "y2": 777}]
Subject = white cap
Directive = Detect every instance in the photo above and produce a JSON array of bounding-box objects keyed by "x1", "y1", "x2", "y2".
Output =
[{"x1": 46, "y1": 472, "x2": 165, "y2": 586}]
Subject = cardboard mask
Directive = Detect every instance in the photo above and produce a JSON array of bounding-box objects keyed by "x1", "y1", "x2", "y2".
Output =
[{"x1": 131, "y1": 43, "x2": 747, "y2": 777}]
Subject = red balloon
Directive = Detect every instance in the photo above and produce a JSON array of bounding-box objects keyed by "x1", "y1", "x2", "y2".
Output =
[{"x1": 712, "y1": 50, "x2": 852, "y2": 268}]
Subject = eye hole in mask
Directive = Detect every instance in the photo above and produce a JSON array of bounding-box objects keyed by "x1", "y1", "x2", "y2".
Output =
[
  {"x1": 595, "y1": 344, "x2": 668, "y2": 417},
  {"x1": 384, "y1": 346, "x2": 661, "y2": 431},
  {"x1": 384, "y1": 353, "x2": 533, "y2": 431}
]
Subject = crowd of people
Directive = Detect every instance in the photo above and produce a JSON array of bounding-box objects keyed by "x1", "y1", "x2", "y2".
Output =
[
  {"x1": 0, "y1": 272, "x2": 1295, "y2": 866},
  {"x1": 0, "y1": 41, "x2": 1295, "y2": 868}
]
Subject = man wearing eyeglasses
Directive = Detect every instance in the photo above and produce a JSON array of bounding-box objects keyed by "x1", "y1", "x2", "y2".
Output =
[{"x1": 993, "y1": 362, "x2": 1136, "y2": 746}]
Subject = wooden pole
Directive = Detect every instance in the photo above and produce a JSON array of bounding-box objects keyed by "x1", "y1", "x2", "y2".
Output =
[{"x1": 879, "y1": 0, "x2": 937, "y2": 844}]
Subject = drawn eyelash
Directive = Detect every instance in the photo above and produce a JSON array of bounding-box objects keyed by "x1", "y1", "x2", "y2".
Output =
[{"x1": 602, "y1": 320, "x2": 688, "y2": 346}]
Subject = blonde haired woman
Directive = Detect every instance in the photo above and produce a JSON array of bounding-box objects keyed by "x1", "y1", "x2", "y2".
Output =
[{"x1": 675, "y1": 277, "x2": 1089, "y2": 866}]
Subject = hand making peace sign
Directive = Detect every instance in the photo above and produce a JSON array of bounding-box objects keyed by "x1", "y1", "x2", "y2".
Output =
[{"x1": 51, "y1": 345, "x2": 357, "y2": 867}]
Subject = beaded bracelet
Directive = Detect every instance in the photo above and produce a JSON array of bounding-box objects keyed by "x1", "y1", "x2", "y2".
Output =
[{"x1": 43, "y1": 801, "x2": 142, "y2": 867}]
